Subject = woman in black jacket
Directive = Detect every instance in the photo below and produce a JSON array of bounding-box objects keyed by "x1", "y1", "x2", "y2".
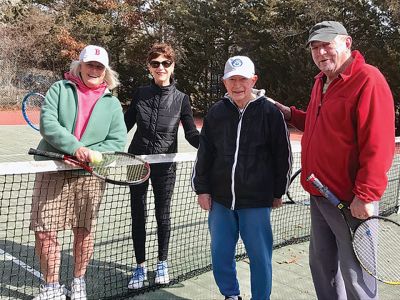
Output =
[{"x1": 124, "y1": 43, "x2": 199, "y2": 289}]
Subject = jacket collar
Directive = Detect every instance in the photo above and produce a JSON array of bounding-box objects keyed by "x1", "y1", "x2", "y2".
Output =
[
  {"x1": 151, "y1": 78, "x2": 176, "y2": 94},
  {"x1": 223, "y1": 88, "x2": 266, "y2": 107},
  {"x1": 314, "y1": 50, "x2": 365, "y2": 82},
  {"x1": 65, "y1": 78, "x2": 111, "y2": 97}
]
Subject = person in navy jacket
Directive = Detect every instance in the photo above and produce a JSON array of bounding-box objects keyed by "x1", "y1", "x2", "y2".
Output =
[{"x1": 192, "y1": 55, "x2": 292, "y2": 300}]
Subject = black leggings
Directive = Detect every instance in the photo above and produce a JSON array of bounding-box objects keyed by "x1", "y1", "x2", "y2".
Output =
[{"x1": 129, "y1": 163, "x2": 176, "y2": 264}]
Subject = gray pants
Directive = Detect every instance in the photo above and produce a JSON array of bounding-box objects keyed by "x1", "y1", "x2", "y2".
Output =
[{"x1": 309, "y1": 195, "x2": 378, "y2": 300}]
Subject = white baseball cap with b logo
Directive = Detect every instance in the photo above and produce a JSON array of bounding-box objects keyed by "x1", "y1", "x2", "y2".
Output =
[
  {"x1": 79, "y1": 45, "x2": 109, "y2": 68},
  {"x1": 223, "y1": 56, "x2": 255, "y2": 79}
]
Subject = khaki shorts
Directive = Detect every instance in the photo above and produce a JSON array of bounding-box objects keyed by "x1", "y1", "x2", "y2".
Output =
[{"x1": 30, "y1": 171, "x2": 106, "y2": 232}]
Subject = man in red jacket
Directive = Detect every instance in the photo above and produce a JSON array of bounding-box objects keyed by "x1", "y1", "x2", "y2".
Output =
[{"x1": 275, "y1": 21, "x2": 395, "y2": 299}]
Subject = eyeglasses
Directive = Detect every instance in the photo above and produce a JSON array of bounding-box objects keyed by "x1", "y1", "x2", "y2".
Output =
[{"x1": 149, "y1": 60, "x2": 173, "y2": 68}]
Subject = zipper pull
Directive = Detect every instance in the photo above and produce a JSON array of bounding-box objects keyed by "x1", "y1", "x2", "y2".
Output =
[{"x1": 238, "y1": 108, "x2": 244, "y2": 119}]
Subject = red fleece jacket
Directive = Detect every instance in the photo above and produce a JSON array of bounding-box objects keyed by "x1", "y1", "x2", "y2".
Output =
[{"x1": 290, "y1": 50, "x2": 395, "y2": 203}]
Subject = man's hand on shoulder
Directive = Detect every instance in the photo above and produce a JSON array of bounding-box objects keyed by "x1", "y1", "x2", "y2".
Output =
[{"x1": 274, "y1": 101, "x2": 292, "y2": 121}]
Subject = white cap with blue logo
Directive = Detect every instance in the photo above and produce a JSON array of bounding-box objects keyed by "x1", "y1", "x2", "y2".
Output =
[{"x1": 223, "y1": 56, "x2": 255, "y2": 79}]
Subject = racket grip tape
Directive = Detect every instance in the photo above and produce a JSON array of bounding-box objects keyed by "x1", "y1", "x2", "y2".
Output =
[
  {"x1": 306, "y1": 173, "x2": 341, "y2": 207},
  {"x1": 28, "y1": 148, "x2": 65, "y2": 160}
]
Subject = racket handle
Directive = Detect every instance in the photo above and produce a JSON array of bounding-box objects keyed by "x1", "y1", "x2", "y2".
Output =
[
  {"x1": 28, "y1": 148, "x2": 64, "y2": 160},
  {"x1": 306, "y1": 174, "x2": 342, "y2": 207}
]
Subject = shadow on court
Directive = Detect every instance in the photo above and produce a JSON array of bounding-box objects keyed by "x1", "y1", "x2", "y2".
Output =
[{"x1": 0, "y1": 239, "x2": 193, "y2": 300}]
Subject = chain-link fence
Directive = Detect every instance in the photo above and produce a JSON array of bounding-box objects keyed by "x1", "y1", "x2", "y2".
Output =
[{"x1": 0, "y1": 58, "x2": 59, "y2": 109}]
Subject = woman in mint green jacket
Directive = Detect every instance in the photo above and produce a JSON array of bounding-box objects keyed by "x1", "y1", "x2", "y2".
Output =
[{"x1": 30, "y1": 45, "x2": 127, "y2": 300}]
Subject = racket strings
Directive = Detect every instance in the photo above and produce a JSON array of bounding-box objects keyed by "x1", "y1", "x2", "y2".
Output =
[
  {"x1": 353, "y1": 218, "x2": 400, "y2": 284},
  {"x1": 26, "y1": 95, "x2": 44, "y2": 108},
  {"x1": 126, "y1": 164, "x2": 147, "y2": 182},
  {"x1": 92, "y1": 153, "x2": 149, "y2": 184}
]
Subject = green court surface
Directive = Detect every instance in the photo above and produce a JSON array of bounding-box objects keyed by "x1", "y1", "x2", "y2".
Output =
[{"x1": 1, "y1": 125, "x2": 399, "y2": 299}]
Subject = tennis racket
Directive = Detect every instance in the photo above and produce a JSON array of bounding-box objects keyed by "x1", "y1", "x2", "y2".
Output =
[
  {"x1": 28, "y1": 148, "x2": 150, "y2": 186},
  {"x1": 284, "y1": 168, "x2": 309, "y2": 205},
  {"x1": 22, "y1": 92, "x2": 45, "y2": 131},
  {"x1": 307, "y1": 173, "x2": 400, "y2": 285}
]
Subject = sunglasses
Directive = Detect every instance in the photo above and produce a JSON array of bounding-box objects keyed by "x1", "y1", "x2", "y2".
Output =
[{"x1": 149, "y1": 60, "x2": 173, "y2": 68}]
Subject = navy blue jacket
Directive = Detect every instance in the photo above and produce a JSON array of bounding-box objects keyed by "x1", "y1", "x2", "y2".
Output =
[{"x1": 192, "y1": 92, "x2": 292, "y2": 210}]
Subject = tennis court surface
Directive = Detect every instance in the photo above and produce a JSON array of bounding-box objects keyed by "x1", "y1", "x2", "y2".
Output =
[{"x1": 1, "y1": 125, "x2": 399, "y2": 299}]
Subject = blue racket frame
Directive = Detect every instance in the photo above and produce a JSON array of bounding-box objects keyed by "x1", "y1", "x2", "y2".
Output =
[{"x1": 21, "y1": 92, "x2": 45, "y2": 131}]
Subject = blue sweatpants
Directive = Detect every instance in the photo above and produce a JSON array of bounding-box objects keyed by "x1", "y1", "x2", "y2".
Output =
[{"x1": 209, "y1": 201, "x2": 273, "y2": 300}]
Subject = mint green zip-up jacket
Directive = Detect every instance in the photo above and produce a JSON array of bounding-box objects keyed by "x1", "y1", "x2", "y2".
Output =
[{"x1": 36, "y1": 80, "x2": 127, "y2": 159}]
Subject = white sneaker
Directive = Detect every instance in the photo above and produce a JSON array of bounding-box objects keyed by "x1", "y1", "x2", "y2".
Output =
[
  {"x1": 33, "y1": 284, "x2": 66, "y2": 300},
  {"x1": 127, "y1": 266, "x2": 148, "y2": 289},
  {"x1": 154, "y1": 261, "x2": 170, "y2": 284},
  {"x1": 70, "y1": 279, "x2": 87, "y2": 300}
]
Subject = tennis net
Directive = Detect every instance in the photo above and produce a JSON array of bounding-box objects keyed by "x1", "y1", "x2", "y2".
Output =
[{"x1": 0, "y1": 147, "x2": 399, "y2": 299}]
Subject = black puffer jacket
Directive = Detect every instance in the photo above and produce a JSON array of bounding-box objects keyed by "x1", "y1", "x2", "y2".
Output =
[
  {"x1": 125, "y1": 80, "x2": 199, "y2": 155},
  {"x1": 192, "y1": 91, "x2": 292, "y2": 210}
]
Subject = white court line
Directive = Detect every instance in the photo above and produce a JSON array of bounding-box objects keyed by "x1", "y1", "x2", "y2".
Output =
[
  {"x1": 0, "y1": 248, "x2": 72, "y2": 296},
  {"x1": 0, "y1": 248, "x2": 43, "y2": 280}
]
